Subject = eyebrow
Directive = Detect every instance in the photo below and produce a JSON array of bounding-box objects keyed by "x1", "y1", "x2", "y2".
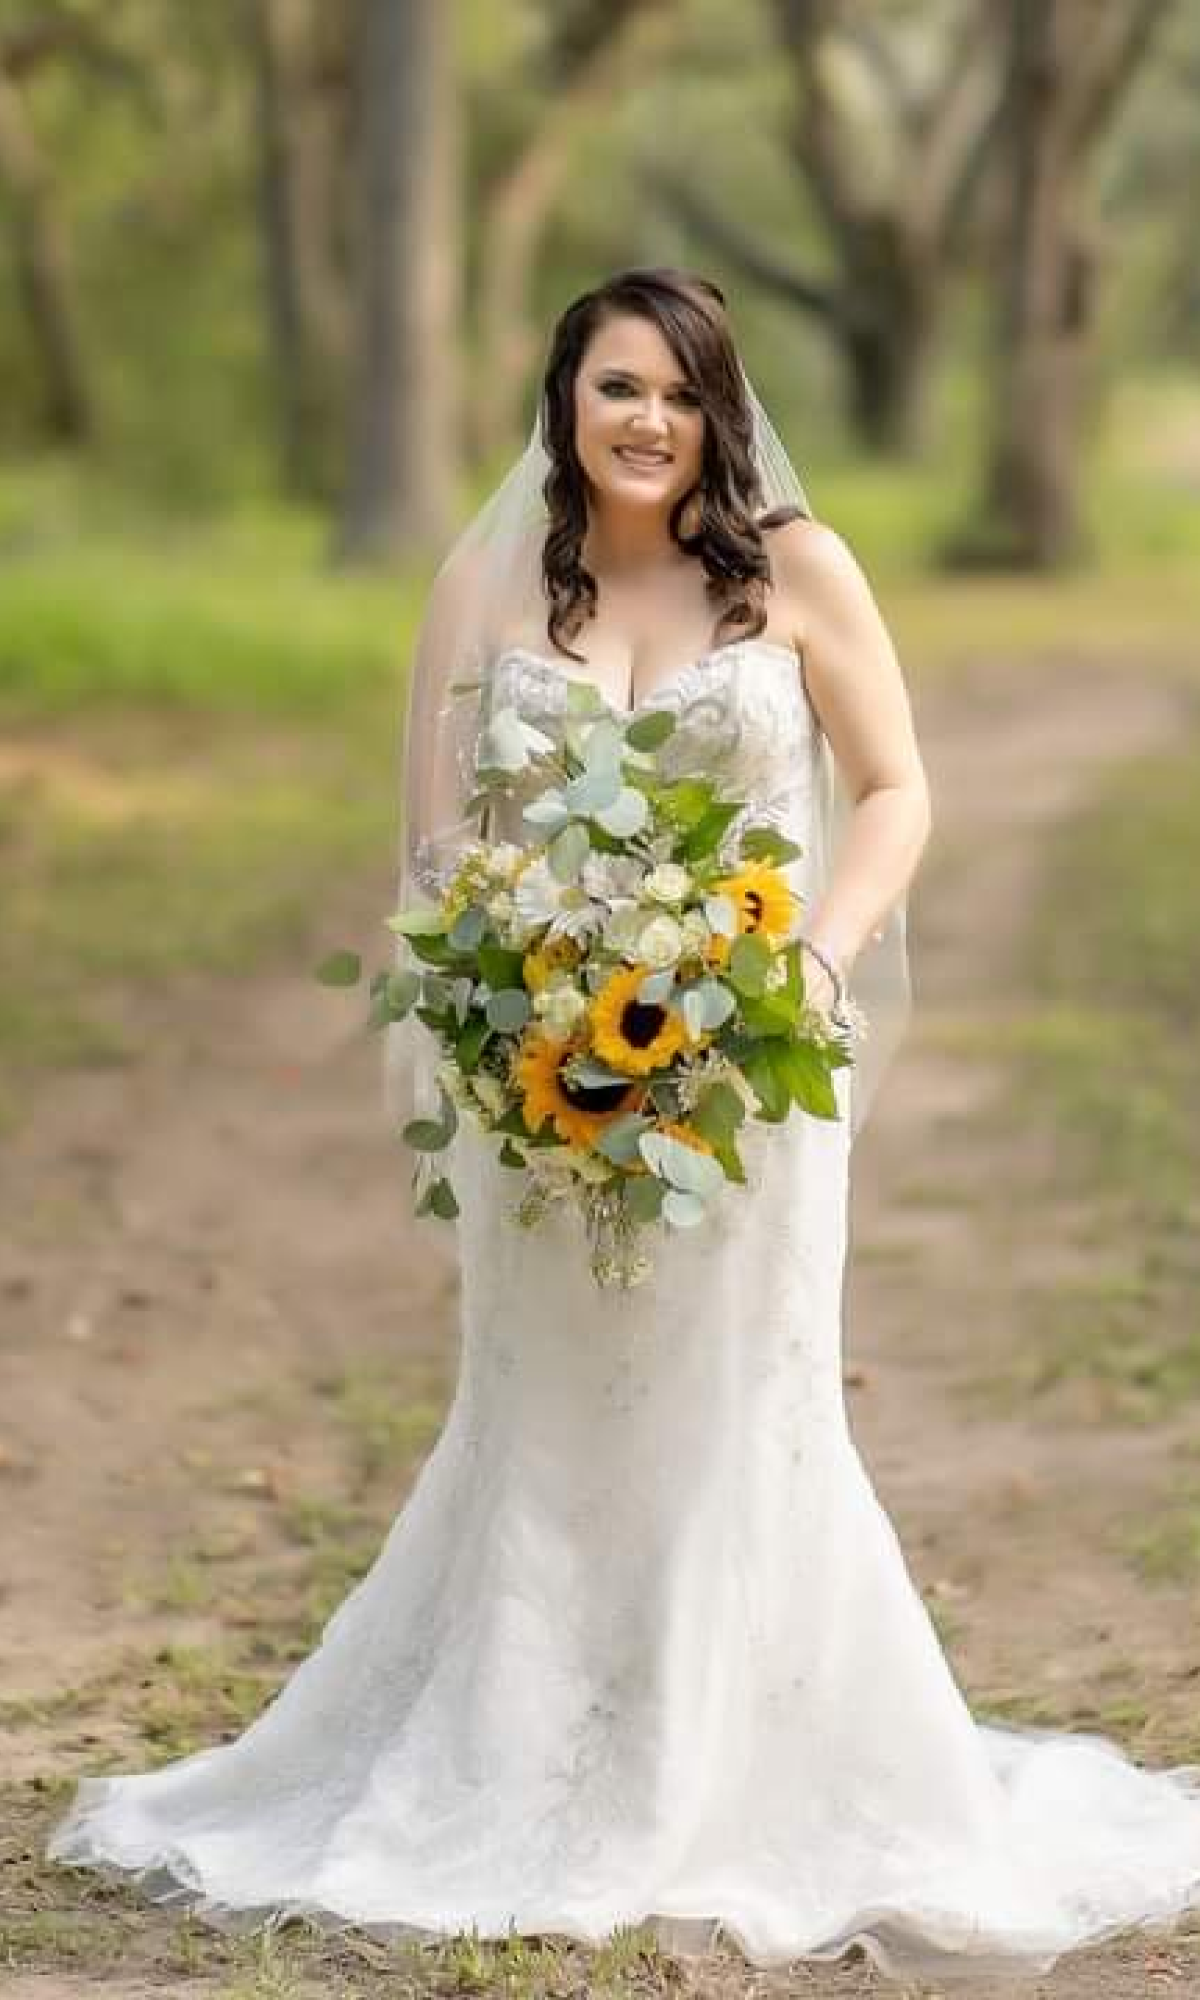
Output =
[{"x1": 591, "y1": 365, "x2": 695, "y2": 391}]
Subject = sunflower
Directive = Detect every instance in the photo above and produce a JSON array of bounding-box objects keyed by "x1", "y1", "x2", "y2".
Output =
[
  {"x1": 589, "y1": 964, "x2": 695, "y2": 1075},
  {"x1": 522, "y1": 935, "x2": 581, "y2": 993},
  {"x1": 709, "y1": 860, "x2": 796, "y2": 954},
  {"x1": 516, "y1": 1030, "x2": 643, "y2": 1148}
]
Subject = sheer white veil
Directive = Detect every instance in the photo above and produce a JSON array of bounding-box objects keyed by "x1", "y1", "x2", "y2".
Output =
[{"x1": 383, "y1": 361, "x2": 910, "y2": 1147}]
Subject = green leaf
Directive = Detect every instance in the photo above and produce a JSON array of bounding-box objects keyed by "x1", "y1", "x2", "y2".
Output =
[
  {"x1": 427, "y1": 1175, "x2": 460, "y2": 1219},
  {"x1": 657, "y1": 777, "x2": 717, "y2": 831},
  {"x1": 728, "y1": 931, "x2": 774, "y2": 995},
  {"x1": 680, "y1": 799, "x2": 742, "y2": 861},
  {"x1": 477, "y1": 941, "x2": 525, "y2": 988},
  {"x1": 498, "y1": 1139, "x2": 526, "y2": 1168},
  {"x1": 741, "y1": 1045, "x2": 788, "y2": 1122},
  {"x1": 774, "y1": 1039, "x2": 840, "y2": 1119},
  {"x1": 624, "y1": 1174, "x2": 666, "y2": 1222},
  {"x1": 740, "y1": 826, "x2": 803, "y2": 864},
  {"x1": 454, "y1": 1012, "x2": 492, "y2": 1072},
  {"x1": 703, "y1": 894, "x2": 738, "y2": 938},
  {"x1": 637, "y1": 968, "x2": 675, "y2": 1005},
  {"x1": 314, "y1": 947, "x2": 362, "y2": 987},
  {"x1": 691, "y1": 1080, "x2": 746, "y2": 1143},
  {"x1": 625, "y1": 708, "x2": 677, "y2": 751},
  {"x1": 406, "y1": 930, "x2": 458, "y2": 966},
  {"x1": 485, "y1": 987, "x2": 531, "y2": 1033}
]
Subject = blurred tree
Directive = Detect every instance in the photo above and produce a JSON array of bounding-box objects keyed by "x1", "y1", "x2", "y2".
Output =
[
  {"x1": 0, "y1": 10, "x2": 97, "y2": 440},
  {"x1": 472, "y1": 0, "x2": 681, "y2": 464},
  {"x1": 249, "y1": 0, "x2": 351, "y2": 496},
  {"x1": 956, "y1": 0, "x2": 1173, "y2": 566},
  {"x1": 336, "y1": 0, "x2": 458, "y2": 564},
  {"x1": 648, "y1": 0, "x2": 1003, "y2": 455}
]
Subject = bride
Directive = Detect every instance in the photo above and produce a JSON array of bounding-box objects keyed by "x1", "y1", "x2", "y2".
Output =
[{"x1": 46, "y1": 267, "x2": 1200, "y2": 1986}]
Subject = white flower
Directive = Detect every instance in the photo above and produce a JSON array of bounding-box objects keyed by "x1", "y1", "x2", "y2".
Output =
[
  {"x1": 679, "y1": 909, "x2": 710, "y2": 953},
  {"x1": 533, "y1": 984, "x2": 589, "y2": 1039},
  {"x1": 486, "y1": 890, "x2": 514, "y2": 923},
  {"x1": 644, "y1": 862, "x2": 692, "y2": 904},
  {"x1": 488, "y1": 842, "x2": 524, "y2": 880},
  {"x1": 581, "y1": 852, "x2": 643, "y2": 902},
  {"x1": 471, "y1": 1072, "x2": 508, "y2": 1117},
  {"x1": 513, "y1": 857, "x2": 565, "y2": 930},
  {"x1": 637, "y1": 914, "x2": 685, "y2": 969}
]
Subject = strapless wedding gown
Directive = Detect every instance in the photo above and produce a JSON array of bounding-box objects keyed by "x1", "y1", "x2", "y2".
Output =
[{"x1": 46, "y1": 639, "x2": 1200, "y2": 1985}]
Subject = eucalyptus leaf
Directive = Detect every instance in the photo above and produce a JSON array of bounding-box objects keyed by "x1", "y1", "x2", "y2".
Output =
[
  {"x1": 564, "y1": 764, "x2": 623, "y2": 812},
  {"x1": 637, "y1": 968, "x2": 675, "y2": 1005},
  {"x1": 523, "y1": 792, "x2": 572, "y2": 831},
  {"x1": 663, "y1": 1188, "x2": 707, "y2": 1228},
  {"x1": 594, "y1": 1113, "x2": 652, "y2": 1165},
  {"x1": 595, "y1": 786, "x2": 649, "y2": 838},
  {"x1": 485, "y1": 987, "x2": 532, "y2": 1033},
  {"x1": 384, "y1": 968, "x2": 421, "y2": 1017},
  {"x1": 638, "y1": 1130, "x2": 725, "y2": 1197},
  {"x1": 548, "y1": 819, "x2": 591, "y2": 882},
  {"x1": 703, "y1": 894, "x2": 738, "y2": 938},
  {"x1": 314, "y1": 947, "x2": 361, "y2": 987},
  {"x1": 448, "y1": 905, "x2": 488, "y2": 951}
]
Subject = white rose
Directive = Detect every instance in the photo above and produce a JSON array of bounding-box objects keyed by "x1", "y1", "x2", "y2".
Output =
[
  {"x1": 486, "y1": 890, "x2": 514, "y2": 923},
  {"x1": 603, "y1": 903, "x2": 643, "y2": 957},
  {"x1": 644, "y1": 862, "x2": 692, "y2": 904},
  {"x1": 637, "y1": 914, "x2": 685, "y2": 969},
  {"x1": 680, "y1": 909, "x2": 710, "y2": 953},
  {"x1": 534, "y1": 985, "x2": 589, "y2": 1038}
]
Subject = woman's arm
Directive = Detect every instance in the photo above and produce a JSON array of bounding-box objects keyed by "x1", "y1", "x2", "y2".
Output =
[{"x1": 771, "y1": 517, "x2": 932, "y2": 1004}]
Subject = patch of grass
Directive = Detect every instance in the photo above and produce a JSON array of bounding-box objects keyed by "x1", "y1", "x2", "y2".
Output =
[
  {"x1": 323, "y1": 1359, "x2": 450, "y2": 1487},
  {"x1": 1000, "y1": 736, "x2": 1200, "y2": 1418},
  {"x1": 1123, "y1": 1493, "x2": 1200, "y2": 1584},
  {"x1": 0, "y1": 709, "x2": 393, "y2": 1120}
]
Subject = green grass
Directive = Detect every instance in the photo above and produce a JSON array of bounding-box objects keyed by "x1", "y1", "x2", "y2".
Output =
[{"x1": 1000, "y1": 736, "x2": 1200, "y2": 1418}]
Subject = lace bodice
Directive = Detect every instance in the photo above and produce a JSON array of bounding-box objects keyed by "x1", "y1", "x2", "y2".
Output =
[{"x1": 479, "y1": 638, "x2": 823, "y2": 883}]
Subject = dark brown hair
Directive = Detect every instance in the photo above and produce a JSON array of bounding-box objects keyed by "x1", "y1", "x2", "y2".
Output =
[{"x1": 538, "y1": 267, "x2": 805, "y2": 662}]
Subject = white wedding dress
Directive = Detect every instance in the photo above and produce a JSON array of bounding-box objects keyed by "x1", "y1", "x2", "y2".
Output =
[{"x1": 47, "y1": 639, "x2": 1200, "y2": 1986}]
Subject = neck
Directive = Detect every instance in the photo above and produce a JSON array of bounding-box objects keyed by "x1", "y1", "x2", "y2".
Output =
[{"x1": 582, "y1": 498, "x2": 684, "y2": 575}]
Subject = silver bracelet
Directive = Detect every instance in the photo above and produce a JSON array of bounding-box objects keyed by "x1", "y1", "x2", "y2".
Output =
[{"x1": 798, "y1": 935, "x2": 848, "y2": 1019}]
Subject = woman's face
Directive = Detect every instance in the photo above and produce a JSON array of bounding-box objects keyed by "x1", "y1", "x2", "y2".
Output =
[{"x1": 572, "y1": 312, "x2": 706, "y2": 516}]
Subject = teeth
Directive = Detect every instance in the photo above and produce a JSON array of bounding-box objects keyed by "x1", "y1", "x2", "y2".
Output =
[{"x1": 617, "y1": 448, "x2": 671, "y2": 463}]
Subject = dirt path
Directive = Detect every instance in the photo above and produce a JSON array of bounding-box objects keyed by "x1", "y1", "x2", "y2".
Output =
[{"x1": 2, "y1": 652, "x2": 1199, "y2": 1998}]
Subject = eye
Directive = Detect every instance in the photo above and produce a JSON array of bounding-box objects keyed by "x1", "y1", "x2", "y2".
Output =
[{"x1": 598, "y1": 380, "x2": 634, "y2": 396}]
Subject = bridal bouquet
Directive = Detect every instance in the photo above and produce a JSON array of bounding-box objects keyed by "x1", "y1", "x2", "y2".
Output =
[{"x1": 320, "y1": 682, "x2": 862, "y2": 1287}]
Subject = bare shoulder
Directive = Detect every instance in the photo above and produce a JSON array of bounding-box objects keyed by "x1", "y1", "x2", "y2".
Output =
[{"x1": 763, "y1": 514, "x2": 871, "y2": 603}]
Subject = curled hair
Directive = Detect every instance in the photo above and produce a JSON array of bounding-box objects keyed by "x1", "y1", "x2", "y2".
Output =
[{"x1": 538, "y1": 267, "x2": 803, "y2": 663}]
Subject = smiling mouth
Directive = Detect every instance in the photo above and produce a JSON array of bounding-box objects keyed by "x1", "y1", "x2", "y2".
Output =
[{"x1": 614, "y1": 447, "x2": 673, "y2": 466}]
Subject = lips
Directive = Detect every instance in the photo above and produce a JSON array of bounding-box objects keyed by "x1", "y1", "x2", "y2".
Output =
[{"x1": 615, "y1": 447, "x2": 673, "y2": 467}]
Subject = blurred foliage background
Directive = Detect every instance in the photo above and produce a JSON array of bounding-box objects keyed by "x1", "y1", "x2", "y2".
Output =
[{"x1": 1, "y1": 0, "x2": 1198, "y2": 1131}]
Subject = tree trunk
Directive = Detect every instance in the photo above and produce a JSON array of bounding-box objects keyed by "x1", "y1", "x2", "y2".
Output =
[
  {"x1": 965, "y1": 3, "x2": 1095, "y2": 566},
  {"x1": 335, "y1": 0, "x2": 458, "y2": 565},
  {"x1": 0, "y1": 64, "x2": 92, "y2": 442},
  {"x1": 250, "y1": 0, "x2": 349, "y2": 496}
]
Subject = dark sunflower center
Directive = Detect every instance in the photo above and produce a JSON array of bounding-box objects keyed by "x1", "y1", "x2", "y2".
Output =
[
  {"x1": 744, "y1": 889, "x2": 765, "y2": 929},
  {"x1": 619, "y1": 1000, "x2": 668, "y2": 1049},
  {"x1": 559, "y1": 1074, "x2": 631, "y2": 1112}
]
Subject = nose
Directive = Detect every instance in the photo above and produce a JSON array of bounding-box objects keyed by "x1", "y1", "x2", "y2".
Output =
[{"x1": 628, "y1": 393, "x2": 669, "y2": 435}]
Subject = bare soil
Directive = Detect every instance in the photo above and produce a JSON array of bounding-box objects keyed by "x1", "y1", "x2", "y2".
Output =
[{"x1": 3, "y1": 651, "x2": 1199, "y2": 1998}]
